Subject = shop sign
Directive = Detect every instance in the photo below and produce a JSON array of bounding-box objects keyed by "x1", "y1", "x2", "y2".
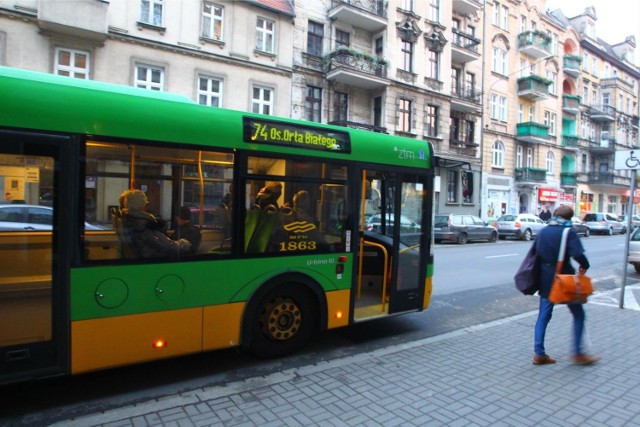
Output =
[{"x1": 538, "y1": 187, "x2": 559, "y2": 202}]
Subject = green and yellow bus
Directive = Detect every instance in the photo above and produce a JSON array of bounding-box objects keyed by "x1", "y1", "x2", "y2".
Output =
[{"x1": 0, "y1": 66, "x2": 435, "y2": 384}]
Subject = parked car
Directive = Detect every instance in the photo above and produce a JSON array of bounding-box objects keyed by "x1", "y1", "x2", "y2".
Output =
[
  {"x1": 0, "y1": 204, "x2": 104, "y2": 231},
  {"x1": 628, "y1": 227, "x2": 640, "y2": 273},
  {"x1": 619, "y1": 215, "x2": 640, "y2": 230},
  {"x1": 366, "y1": 213, "x2": 421, "y2": 234},
  {"x1": 495, "y1": 213, "x2": 547, "y2": 241},
  {"x1": 571, "y1": 217, "x2": 590, "y2": 237},
  {"x1": 434, "y1": 213, "x2": 498, "y2": 244},
  {"x1": 582, "y1": 212, "x2": 626, "y2": 235}
]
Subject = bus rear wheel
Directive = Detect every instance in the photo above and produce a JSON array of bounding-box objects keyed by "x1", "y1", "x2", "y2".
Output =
[{"x1": 246, "y1": 284, "x2": 316, "y2": 358}]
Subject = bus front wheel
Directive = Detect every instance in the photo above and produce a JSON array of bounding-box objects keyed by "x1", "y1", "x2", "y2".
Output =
[{"x1": 245, "y1": 283, "x2": 316, "y2": 358}]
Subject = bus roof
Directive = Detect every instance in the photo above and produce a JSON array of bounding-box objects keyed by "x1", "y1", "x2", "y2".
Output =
[{"x1": 0, "y1": 66, "x2": 432, "y2": 169}]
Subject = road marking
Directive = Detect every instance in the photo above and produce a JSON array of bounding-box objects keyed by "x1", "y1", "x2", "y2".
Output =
[
  {"x1": 486, "y1": 253, "x2": 519, "y2": 259},
  {"x1": 590, "y1": 284, "x2": 640, "y2": 311}
]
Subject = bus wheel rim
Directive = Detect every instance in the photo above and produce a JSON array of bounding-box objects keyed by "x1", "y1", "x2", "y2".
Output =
[{"x1": 260, "y1": 296, "x2": 301, "y2": 341}]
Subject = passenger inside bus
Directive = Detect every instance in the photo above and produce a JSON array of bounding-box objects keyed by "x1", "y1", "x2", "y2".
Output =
[
  {"x1": 118, "y1": 189, "x2": 191, "y2": 258},
  {"x1": 171, "y1": 206, "x2": 201, "y2": 254}
]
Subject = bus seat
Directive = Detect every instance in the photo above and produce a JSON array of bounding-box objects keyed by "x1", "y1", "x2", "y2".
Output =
[
  {"x1": 244, "y1": 204, "x2": 278, "y2": 253},
  {"x1": 111, "y1": 207, "x2": 138, "y2": 259}
]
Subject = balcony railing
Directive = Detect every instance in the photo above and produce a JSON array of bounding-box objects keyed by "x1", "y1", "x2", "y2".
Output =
[
  {"x1": 515, "y1": 167, "x2": 547, "y2": 183},
  {"x1": 328, "y1": 0, "x2": 387, "y2": 31},
  {"x1": 516, "y1": 121, "x2": 549, "y2": 143},
  {"x1": 517, "y1": 30, "x2": 551, "y2": 59},
  {"x1": 562, "y1": 94, "x2": 581, "y2": 115},
  {"x1": 563, "y1": 55, "x2": 582, "y2": 77},
  {"x1": 588, "y1": 105, "x2": 616, "y2": 121},
  {"x1": 560, "y1": 172, "x2": 577, "y2": 186},
  {"x1": 562, "y1": 135, "x2": 580, "y2": 149},
  {"x1": 588, "y1": 138, "x2": 616, "y2": 154},
  {"x1": 451, "y1": 30, "x2": 480, "y2": 53},
  {"x1": 587, "y1": 172, "x2": 631, "y2": 187},
  {"x1": 451, "y1": 84, "x2": 481, "y2": 104},
  {"x1": 517, "y1": 75, "x2": 551, "y2": 101},
  {"x1": 323, "y1": 49, "x2": 389, "y2": 89},
  {"x1": 328, "y1": 120, "x2": 387, "y2": 133}
]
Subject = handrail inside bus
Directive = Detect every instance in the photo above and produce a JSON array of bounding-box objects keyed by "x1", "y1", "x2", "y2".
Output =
[{"x1": 358, "y1": 240, "x2": 389, "y2": 312}]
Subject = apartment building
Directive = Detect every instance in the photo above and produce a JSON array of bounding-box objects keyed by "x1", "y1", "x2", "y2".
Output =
[
  {"x1": 0, "y1": 0, "x2": 295, "y2": 115},
  {"x1": 292, "y1": 0, "x2": 485, "y2": 217},
  {"x1": 481, "y1": 0, "x2": 640, "y2": 222},
  {"x1": 553, "y1": 7, "x2": 640, "y2": 217}
]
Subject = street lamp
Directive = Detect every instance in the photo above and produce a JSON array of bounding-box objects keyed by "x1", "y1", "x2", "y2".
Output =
[{"x1": 478, "y1": 54, "x2": 557, "y2": 219}]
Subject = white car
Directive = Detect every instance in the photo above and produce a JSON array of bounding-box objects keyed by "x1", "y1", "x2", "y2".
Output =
[
  {"x1": 0, "y1": 204, "x2": 104, "y2": 231},
  {"x1": 629, "y1": 228, "x2": 640, "y2": 273},
  {"x1": 496, "y1": 213, "x2": 547, "y2": 241}
]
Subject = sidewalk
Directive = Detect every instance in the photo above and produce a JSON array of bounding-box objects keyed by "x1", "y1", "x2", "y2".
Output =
[{"x1": 53, "y1": 287, "x2": 640, "y2": 427}]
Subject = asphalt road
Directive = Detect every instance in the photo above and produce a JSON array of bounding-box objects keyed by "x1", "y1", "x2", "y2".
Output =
[{"x1": 1, "y1": 234, "x2": 635, "y2": 426}]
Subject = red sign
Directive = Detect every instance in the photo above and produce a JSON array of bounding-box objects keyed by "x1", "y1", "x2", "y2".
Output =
[{"x1": 538, "y1": 187, "x2": 559, "y2": 202}]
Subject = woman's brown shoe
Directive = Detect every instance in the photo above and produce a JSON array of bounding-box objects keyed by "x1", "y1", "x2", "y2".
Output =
[
  {"x1": 572, "y1": 354, "x2": 600, "y2": 365},
  {"x1": 533, "y1": 354, "x2": 556, "y2": 365}
]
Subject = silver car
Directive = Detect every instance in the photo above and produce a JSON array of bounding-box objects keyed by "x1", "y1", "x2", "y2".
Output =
[
  {"x1": 0, "y1": 204, "x2": 104, "y2": 231},
  {"x1": 582, "y1": 212, "x2": 626, "y2": 235},
  {"x1": 496, "y1": 213, "x2": 547, "y2": 241},
  {"x1": 628, "y1": 227, "x2": 640, "y2": 273}
]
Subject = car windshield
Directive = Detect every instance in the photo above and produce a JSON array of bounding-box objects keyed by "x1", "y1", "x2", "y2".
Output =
[
  {"x1": 434, "y1": 216, "x2": 448, "y2": 227},
  {"x1": 497, "y1": 215, "x2": 516, "y2": 221},
  {"x1": 584, "y1": 214, "x2": 604, "y2": 221}
]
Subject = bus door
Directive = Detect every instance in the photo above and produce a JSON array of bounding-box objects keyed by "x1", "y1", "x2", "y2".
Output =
[
  {"x1": 0, "y1": 130, "x2": 68, "y2": 383},
  {"x1": 355, "y1": 168, "x2": 426, "y2": 321}
]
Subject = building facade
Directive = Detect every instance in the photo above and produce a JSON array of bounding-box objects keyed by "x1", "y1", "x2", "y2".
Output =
[
  {"x1": 0, "y1": 0, "x2": 296, "y2": 115},
  {"x1": 481, "y1": 0, "x2": 640, "y2": 223},
  {"x1": 0, "y1": 0, "x2": 638, "y2": 221}
]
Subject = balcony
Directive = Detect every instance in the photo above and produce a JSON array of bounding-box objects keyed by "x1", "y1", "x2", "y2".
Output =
[
  {"x1": 562, "y1": 135, "x2": 580, "y2": 150},
  {"x1": 37, "y1": 0, "x2": 108, "y2": 41},
  {"x1": 588, "y1": 172, "x2": 631, "y2": 187},
  {"x1": 588, "y1": 105, "x2": 616, "y2": 122},
  {"x1": 632, "y1": 116, "x2": 639, "y2": 130},
  {"x1": 601, "y1": 76, "x2": 634, "y2": 91},
  {"x1": 517, "y1": 30, "x2": 551, "y2": 59},
  {"x1": 328, "y1": 0, "x2": 387, "y2": 32},
  {"x1": 588, "y1": 138, "x2": 616, "y2": 154},
  {"x1": 516, "y1": 121, "x2": 549, "y2": 144},
  {"x1": 328, "y1": 120, "x2": 387, "y2": 133},
  {"x1": 452, "y1": 0, "x2": 483, "y2": 15},
  {"x1": 563, "y1": 55, "x2": 582, "y2": 77},
  {"x1": 515, "y1": 167, "x2": 547, "y2": 183},
  {"x1": 450, "y1": 84, "x2": 481, "y2": 113},
  {"x1": 560, "y1": 172, "x2": 578, "y2": 187},
  {"x1": 324, "y1": 49, "x2": 390, "y2": 90},
  {"x1": 451, "y1": 29, "x2": 481, "y2": 63},
  {"x1": 562, "y1": 94, "x2": 581, "y2": 115},
  {"x1": 517, "y1": 75, "x2": 551, "y2": 101}
]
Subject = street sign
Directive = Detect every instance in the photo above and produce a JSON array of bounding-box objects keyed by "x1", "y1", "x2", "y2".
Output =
[{"x1": 614, "y1": 149, "x2": 640, "y2": 170}]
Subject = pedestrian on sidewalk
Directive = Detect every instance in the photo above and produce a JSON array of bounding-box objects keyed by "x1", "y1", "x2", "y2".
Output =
[{"x1": 532, "y1": 205, "x2": 599, "y2": 366}]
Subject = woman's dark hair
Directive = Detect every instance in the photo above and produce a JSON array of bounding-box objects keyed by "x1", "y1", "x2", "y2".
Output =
[{"x1": 553, "y1": 205, "x2": 574, "y2": 220}]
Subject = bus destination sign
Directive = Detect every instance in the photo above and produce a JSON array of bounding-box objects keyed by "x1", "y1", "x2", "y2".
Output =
[{"x1": 243, "y1": 117, "x2": 351, "y2": 154}]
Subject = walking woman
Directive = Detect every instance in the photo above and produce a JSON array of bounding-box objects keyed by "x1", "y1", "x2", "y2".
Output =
[{"x1": 533, "y1": 205, "x2": 599, "y2": 365}]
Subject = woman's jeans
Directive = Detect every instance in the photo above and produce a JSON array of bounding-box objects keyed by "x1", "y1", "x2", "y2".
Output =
[{"x1": 534, "y1": 296, "x2": 586, "y2": 356}]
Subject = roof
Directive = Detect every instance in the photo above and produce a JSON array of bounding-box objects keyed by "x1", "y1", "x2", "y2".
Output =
[{"x1": 247, "y1": 0, "x2": 295, "y2": 17}]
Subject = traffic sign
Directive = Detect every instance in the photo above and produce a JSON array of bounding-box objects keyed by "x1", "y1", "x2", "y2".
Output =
[{"x1": 615, "y1": 150, "x2": 640, "y2": 170}]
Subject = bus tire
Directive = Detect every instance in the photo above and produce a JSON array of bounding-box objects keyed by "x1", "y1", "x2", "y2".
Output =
[{"x1": 244, "y1": 282, "x2": 317, "y2": 358}]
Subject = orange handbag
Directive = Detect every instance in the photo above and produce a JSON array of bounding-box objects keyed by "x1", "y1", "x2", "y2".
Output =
[{"x1": 548, "y1": 228, "x2": 594, "y2": 305}]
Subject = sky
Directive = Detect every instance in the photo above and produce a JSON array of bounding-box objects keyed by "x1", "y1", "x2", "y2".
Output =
[{"x1": 544, "y1": 0, "x2": 640, "y2": 65}]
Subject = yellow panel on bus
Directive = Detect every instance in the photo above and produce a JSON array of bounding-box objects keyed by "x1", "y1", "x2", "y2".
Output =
[
  {"x1": 202, "y1": 302, "x2": 245, "y2": 350},
  {"x1": 325, "y1": 289, "x2": 350, "y2": 329},
  {"x1": 71, "y1": 308, "x2": 202, "y2": 374}
]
